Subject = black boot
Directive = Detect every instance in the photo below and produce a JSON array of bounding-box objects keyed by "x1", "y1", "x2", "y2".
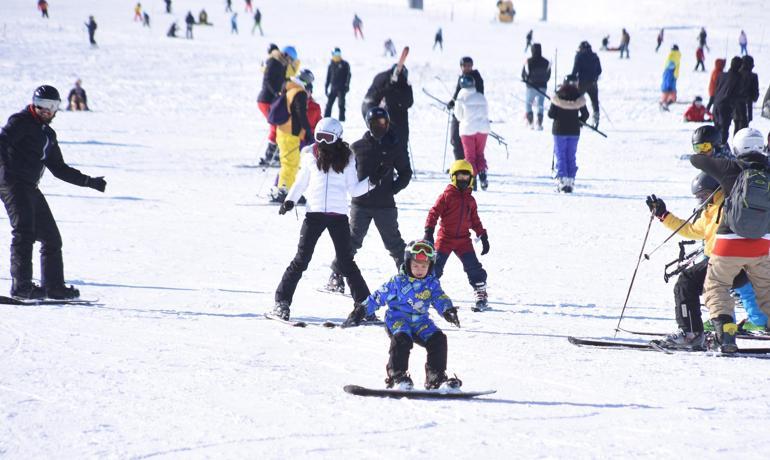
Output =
[
  {"x1": 525, "y1": 112, "x2": 534, "y2": 128},
  {"x1": 11, "y1": 280, "x2": 46, "y2": 299},
  {"x1": 711, "y1": 314, "x2": 738, "y2": 353},
  {"x1": 45, "y1": 284, "x2": 80, "y2": 300},
  {"x1": 258, "y1": 142, "x2": 278, "y2": 166},
  {"x1": 536, "y1": 113, "x2": 544, "y2": 131},
  {"x1": 479, "y1": 172, "x2": 488, "y2": 191}
]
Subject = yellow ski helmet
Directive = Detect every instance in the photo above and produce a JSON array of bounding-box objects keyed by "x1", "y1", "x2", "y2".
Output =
[{"x1": 449, "y1": 159, "x2": 475, "y2": 188}]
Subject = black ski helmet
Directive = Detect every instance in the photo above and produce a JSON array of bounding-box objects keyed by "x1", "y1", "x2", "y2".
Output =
[
  {"x1": 33, "y1": 85, "x2": 61, "y2": 103},
  {"x1": 365, "y1": 107, "x2": 390, "y2": 139},
  {"x1": 403, "y1": 239, "x2": 436, "y2": 277},
  {"x1": 460, "y1": 56, "x2": 473, "y2": 67},
  {"x1": 459, "y1": 75, "x2": 475, "y2": 89},
  {"x1": 691, "y1": 172, "x2": 719, "y2": 195},
  {"x1": 692, "y1": 125, "x2": 720, "y2": 146}
]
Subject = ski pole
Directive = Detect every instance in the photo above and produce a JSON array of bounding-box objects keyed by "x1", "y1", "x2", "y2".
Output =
[
  {"x1": 643, "y1": 187, "x2": 720, "y2": 260},
  {"x1": 522, "y1": 79, "x2": 607, "y2": 138},
  {"x1": 408, "y1": 139, "x2": 418, "y2": 179},
  {"x1": 614, "y1": 213, "x2": 655, "y2": 337},
  {"x1": 441, "y1": 110, "x2": 451, "y2": 172}
]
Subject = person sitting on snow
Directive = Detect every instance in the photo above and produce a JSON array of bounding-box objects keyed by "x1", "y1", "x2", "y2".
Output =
[{"x1": 683, "y1": 96, "x2": 711, "y2": 122}]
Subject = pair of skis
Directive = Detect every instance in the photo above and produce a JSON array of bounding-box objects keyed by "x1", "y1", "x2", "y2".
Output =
[
  {"x1": 569, "y1": 336, "x2": 770, "y2": 358},
  {"x1": 0, "y1": 295, "x2": 98, "y2": 306}
]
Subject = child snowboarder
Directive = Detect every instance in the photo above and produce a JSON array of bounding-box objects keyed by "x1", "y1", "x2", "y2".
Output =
[
  {"x1": 548, "y1": 74, "x2": 589, "y2": 193},
  {"x1": 453, "y1": 76, "x2": 490, "y2": 190},
  {"x1": 423, "y1": 159, "x2": 490, "y2": 311},
  {"x1": 343, "y1": 239, "x2": 462, "y2": 391}
]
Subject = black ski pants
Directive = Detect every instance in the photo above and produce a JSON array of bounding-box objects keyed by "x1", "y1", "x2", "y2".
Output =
[
  {"x1": 714, "y1": 102, "x2": 735, "y2": 145},
  {"x1": 0, "y1": 184, "x2": 64, "y2": 288},
  {"x1": 324, "y1": 90, "x2": 347, "y2": 121},
  {"x1": 387, "y1": 330, "x2": 447, "y2": 384},
  {"x1": 276, "y1": 212, "x2": 370, "y2": 303},
  {"x1": 450, "y1": 115, "x2": 464, "y2": 161},
  {"x1": 674, "y1": 258, "x2": 748, "y2": 332},
  {"x1": 332, "y1": 205, "x2": 405, "y2": 273},
  {"x1": 578, "y1": 80, "x2": 600, "y2": 115}
]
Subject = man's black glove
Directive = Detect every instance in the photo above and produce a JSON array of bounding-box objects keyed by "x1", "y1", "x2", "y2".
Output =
[
  {"x1": 480, "y1": 233, "x2": 490, "y2": 255},
  {"x1": 645, "y1": 194, "x2": 668, "y2": 219},
  {"x1": 443, "y1": 307, "x2": 460, "y2": 327},
  {"x1": 447, "y1": 100, "x2": 455, "y2": 110},
  {"x1": 369, "y1": 163, "x2": 389, "y2": 187},
  {"x1": 279, "y1": 200, "x2": 295, "y2": 215},
  {"x1": 85, "y1": 176, "x2": 106, "y2": 192},
  {"x1": 343, "y1": 302, "x2": 367, "y2": 327},
  {"x1": 423, "y1": 227, "x2": 435, "y2": 243}
]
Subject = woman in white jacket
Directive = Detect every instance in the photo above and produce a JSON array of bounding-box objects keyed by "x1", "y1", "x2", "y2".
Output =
[
  {"x1": 272, "y1": 118, "x2": 377, "y2": 321},
  {"x1": 453, "y1": 75, "x2": 491, "y2": 190}
]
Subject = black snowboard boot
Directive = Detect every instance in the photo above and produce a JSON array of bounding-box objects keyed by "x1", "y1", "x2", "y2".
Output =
[
  {"x1": 272, "y1": 300, "x2": 290, "y2": 320},
  {"x1": 325, "y1": 272, "x2": 345, "y2": 294},
  {"x1": 11, "y1": 280, "x2": 46, "y2": 299},
  {"x1": 385, "y1": 371, "x2": 413, "y2": 390},
  {"x1": 425, "y1": 367, "x2": 462, "y2": 390},
  {"x1": 711, "y1": 314, "x2": 738, "y2": 354},
  {"x1": 45, "y1": 284, "x2": 80, "y2": 300},
  {"x1": 471, "y1": 282, "x2": 488, "y2": 312}
]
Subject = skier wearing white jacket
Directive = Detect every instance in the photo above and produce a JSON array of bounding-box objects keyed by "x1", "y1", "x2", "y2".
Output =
[
  {"x1": 272, "y1": 118, "x2": 378, "y2": 321},
  {"x1": 453, "y1": 75, "x2": 490, "y2": 190}
]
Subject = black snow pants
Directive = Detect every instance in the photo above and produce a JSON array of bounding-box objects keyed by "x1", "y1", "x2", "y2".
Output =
[
  {"x1": 450, "y1": 115, "x2": 464, "y2": 161},
  {"x1": 324, "y1": 90, "x2": 347, "y2": 122},
  {"x1": 332, "y1": 205, "x2": 405, "y2": 273},
  {"x1": 387, "y1": 330, "x2": 447, "y2": 383}
]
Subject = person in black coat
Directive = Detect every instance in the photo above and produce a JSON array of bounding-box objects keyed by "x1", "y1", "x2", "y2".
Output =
[
  {"x1": 0, "y1": 86, "x2": 106, "y2": 299},
  {"x1": 521, "y1": 43, "x2": 551, "y2": 130},
  {"x1": 257, "y1": 44, "x2": 290, "y2": 165},
  {"x1": 324, "y1": 47, "x2": 350, "y2": 121},
  {"x1": 185, "y1": 11, "x2": 194, "y2": 39},
  {"x1": 571, "y1": 41, "x2": 602, "y2": 127},
  {"x1": 713, "y1": 56, "x2": 744, "y2": 144},
  {"x1": 448, "y1": 57, "x2": 484, "y2": 160},
  {"x1": 740, "y1": 55, "x2": 759, "y2": 125},
  {"x1": 327, "y1": 108, "x2": 412, "y2": 296},
  {"x1": 361, "y1": 65, "x2": 414, "y2": 154},
  {"x1": 85, "y1": 16, "x2": 97, "y2": 46},
  {"x1": 548, "y1": 75, "x2": 589, "y2": 193}
]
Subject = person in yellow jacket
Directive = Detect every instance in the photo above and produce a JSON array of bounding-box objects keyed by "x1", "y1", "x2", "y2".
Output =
[
  {"x1": 270, "y1": 69, "x2": 314, "y2": 203},
  {"x1": 659, "y1": 44, "x2": 681, "y2": 110}
]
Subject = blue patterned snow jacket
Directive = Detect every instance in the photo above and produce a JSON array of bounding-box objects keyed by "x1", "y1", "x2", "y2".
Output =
[{"x1": 365, "y1": 269, "x2": 454, "y2": 342}]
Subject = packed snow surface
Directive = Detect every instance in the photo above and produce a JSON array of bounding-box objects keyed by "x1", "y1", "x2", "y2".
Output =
[{"x1": 1, "y1": 0, "x2": 769, "y2": 457}]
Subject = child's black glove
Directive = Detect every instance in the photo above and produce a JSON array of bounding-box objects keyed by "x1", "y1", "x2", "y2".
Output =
[
  {"x1": 279, "y1": 200, "x2": 295, "y2": 215},
  {"x1": 343, "y1": 302, "x2": 367, "y2": 327},
  {"x1": 480, "y1": 233, "x2": 490, "y2": 255},
  {"x1": 423, "y1": 227, "x2": 434, "y2": 243},
  {"x1": 443, "y1": 307, "x2": 460, "y2": 327}
]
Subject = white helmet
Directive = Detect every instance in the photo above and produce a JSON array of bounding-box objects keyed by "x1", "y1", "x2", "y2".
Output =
[
  {"x1": 314, "y1": 117, "x2": 343, "y2": 144},
  {"x1": 733, "y1": 127, "x2": 765, "y2": 157}
]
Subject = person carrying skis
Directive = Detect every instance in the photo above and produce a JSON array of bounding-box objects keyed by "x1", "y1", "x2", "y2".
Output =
[
  {"x1": 343, "y1": 239, "x2": 462, "y2": 391},
  {"x1": 525, "y1": 29, "x2": 533, "y2": 53},
  {"x1": 361, "y1": 63, "x2": 413, "y2": 155},
  {"x1": 453, "y1": 76, "x2": 490, "y2": 190},
  {"x1": 326, "y1": 107, "x2": 411, "y2": 297},
  {"x1": 659, "y1": 44, "x2": 681, "y2": 111},
  {"x1": 272, "y1": 118, "x2": 376, "y2": 321},
  {"x1": 324, "y1": 47, "x2": 350, "y2": 122},
  {"x1": 66, "y1": 79, "x2": 89, "y2": 111},
  {"x1": 257, "y1": 45, "x2": 293, "y2": 167},
  {"x1": 0, "y1": 85, "x2": 107, "y2": 299},
  {"x1": 689, "y1": 127, "x2": 770, "y2": 353},
  {"x1": 270, "y1": 69, "x2": 314, "y2": 203},
  {"x1": 424, "y1": 159, "x2": 490, "y2": 312},
  {"x1": 548, "y1": 74, "x2": 589, "y2": 193},
  {"x1": 521, "y1": 43, "x2": 551, "y2": 130},
  {"x1": 571, "y1": 41, "x2": 602, "y2": 128},
  {"x1": 448, "y1": 56, "x2": 484, "y2": 161}
]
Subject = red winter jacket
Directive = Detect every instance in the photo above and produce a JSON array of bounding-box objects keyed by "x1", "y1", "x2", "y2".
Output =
[
  {"x1": 425, "y1": 184, "x2": 486, "y2": 254},
  {"x1": 683, "y1": 104, "x2": 711, "y2": 122}
]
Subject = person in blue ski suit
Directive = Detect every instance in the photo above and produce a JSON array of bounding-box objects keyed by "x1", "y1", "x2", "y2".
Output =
[{"x1": 344, "y1": 239, "x2": 462, "y2": 390}]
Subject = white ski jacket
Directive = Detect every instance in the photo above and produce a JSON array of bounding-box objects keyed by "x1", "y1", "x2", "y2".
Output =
[
  {"x1": 286, "y1": 144, "x2": 373, "y2": 215},
  {"x1": 454, "y1": 88, "x2": 490, "y2": 136}
]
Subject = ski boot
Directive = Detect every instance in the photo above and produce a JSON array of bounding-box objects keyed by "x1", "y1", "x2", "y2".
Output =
[
  {"x1": 479, "y1": 171, "x2": 488, "y2": 191},
  {"x1": 711, "y1": 315, "x2": 739, "y2": 354},
  {"x1": 272, "y1": 300, "x2": 291, "y2": 321},
  {"x1": 650, "y1": 329, "x2": 706, "y2": 351},
  {"x1": 45, "y1": 284, "x2": 80, "y2": 300},
  {"x1": 10, "y1": 280, "x2": 46, "y2": 300},
  {"x1": 562, "y1": 177, "x2": 574, "y2": 194},
  {"x1": 269, "y1": 186, "x2": 287, "y2": 203},
  {"x1": 325, "y1": 272, "x2": 345, "y2": 294},
  {"x1": 385, "y1": 371, "x2": 414, "y2": 390},
  {"x1": 471, "y1": 282, "x2": 488, "y2": 312},
  {"x1": 257, "y1": 142, "x2": 278, "y2": 167},
  {"x1": 425, "y1": 369, "x2": 462, "y2": 390},
  {"x1": 536, "y1": 113, "x2": 544, "y2": 131}
]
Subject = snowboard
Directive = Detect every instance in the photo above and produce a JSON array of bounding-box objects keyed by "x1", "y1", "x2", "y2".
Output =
[
  {"x1": 343, "y1": 384, "x2": 496, "y2": 399},
  {"x1": 0, "y1": 295, "x2": 98, "y2": 306}
]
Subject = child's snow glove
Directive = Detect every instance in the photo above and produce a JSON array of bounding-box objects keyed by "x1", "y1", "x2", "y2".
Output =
[
  {"x1": 443, "y1": 307, "x2": 460, "y2": 327},
  {"x1": 645, "y1": 194, "x2": 668, "y2": 220},
  {"x1": 480, "y1": 233, "x2": 490, "y2": 255},
  {"x1": 423, "y1": 227, "x2": 435, "y2": 243},
  {"x1": 343, "y1": 302, "x2": 367, "y2": 327},
  {"x1": 278, "y1": 200, "x2": 295, "y2": 215}
]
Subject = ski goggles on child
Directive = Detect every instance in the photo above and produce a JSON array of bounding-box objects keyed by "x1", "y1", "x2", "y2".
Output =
[
  {"x1": 692, "y1": 142, "x2": 713, "y2": 153},
  {"x1": 315, "y1": 131, "x2": 339, "y2": 144},
  {"x1": 409, "y1": 241, "x2": 435, "y2": 261}
]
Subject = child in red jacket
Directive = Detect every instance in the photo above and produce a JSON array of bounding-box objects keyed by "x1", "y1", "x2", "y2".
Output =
[
  {"x1": 683, "y1": 96, "x2": 711, "y2": 122},
  {"x1": 423, "y1": 159, "x2": 490, "y2": 311}
]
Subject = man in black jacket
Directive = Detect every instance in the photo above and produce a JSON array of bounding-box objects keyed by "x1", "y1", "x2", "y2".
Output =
[
  {"x1": 324, "y1": 47, "x2": 350, "y2": 121},
  {"x1": 571, "y1": 41, "x2": 602, "y2": 128},
  {"x1": 713, "y1": 56, "x2": 744, "y2": 144},
  {"x1": 521, "y1": 43, "x2": 551, "y2": 130},
  {"x1": 327, "y1": 108, "x2": 412, "y2": 295},
  {"x1": 0, "y1": 86, "x2": 106, "y2": 299},
  {"x1": 740, "y1": 55, "x2": 759, "y2": 125},
  {"x1": 361, "y1": 65, "x2": 413, "y2": 155},
  {"x1": 448, "y1": 57, "x2": 484, "y2": 161}
]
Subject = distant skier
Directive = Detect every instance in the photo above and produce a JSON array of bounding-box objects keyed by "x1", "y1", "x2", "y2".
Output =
[
  {"x1": 525, "y1": 29, "x2": 533, "y2": 52},
  {"x1": 659, "y1": 44, "x2": 681, "y2": 111},
  {"x1": 361, "y1": 63, "x2": 413, "y2": 154},
  {"x1": 185, "y1": 11, "x2": 194, "y2": 39},
  {"x1": 453, "y1": 76, "x2": 490, "y2": 190},
  {"x1": 548, "y1": 74, "x2": 589, "y2": 193},
  {"x1": 0, "y1": 85, "x2": 107, "y2": 299},
  {"x1": 694, "y1": 46, "x2": 705, "y2": 72},
  {"x1": 433, "y1": 28, "x2": 443, "y2": 51},
  {"x1": 324, "y1": 47, "x2": 351, "y2": 121},
  {"x1": 739, "y1": 30, "x2": 748, "y2": 55},
  {"x1": 164, "y1": 0, "x2": 171, "y2": 14},
  {"x1": 225, "y1": 0, "x2": 232, "y2": 13},
  {"x1": 521, "y1": 43, "x2": 551, "y2": 130},
  {"x1": 230, "y1": 13, "x2": 238, "y2": 34},
  {"x1": 343, "y1": 239, "x2": 463, "y2": 391},
  {"x1": 352, "y1": 14, "x2": 363, "y2": 39},
  {"x1": 85, "y1": 16, "x2": 97, "y2": 46},
  {"x1": 383, "y1": 39, "x2": 396, "y2": 57},
  {"x1": 142, "y1": 11, "x2": 150, "y2": 27},
  {"x1": 66, "y1": 79, "x2": 89, "y2": 111},
  {"x1": 655, "y1": 28, "x2": 664, "y2": 52},
  {"x1": 251, "y1": 8, "x2": 263, "y2": 36},
  {"x1": 134, "y1": 3, "x2": 142, "y2": 22},
  {"x1": 706, "y1": 58, "x2": 726, "y2": 113},
  {"x1": 698, "y1": 27, "x2": 709, "y2": 52},
  {"x1": 38, "y1": 0, "x2": 49, "y2": 18},
  {"x1": 244, "y1": 0, "x2": 253, "y2": 13},
  {"x1": 257, "y1": 45, "x2": 294, "y2": 167},
  {"x1": 619, "y1": 28, "x2": 630, "y2": 59},
  {"x1": 166, "y1": 22, "x2": 178, "y2": 38},
  {"x1": 448, "y1": 56, "x2": 484, "y2": 161},
  {"x1": 571, "y1": 41, "x2": 602, "y2": 127},
  {"x1": 272, "y1": 118, "x2": 376, "y2": 322},
  {"x1": 740, "y1": 55, "x2": 758, "y2": 125},
  {"x1": 424, "y1": 159, "x2": 490, "y2": 311}
]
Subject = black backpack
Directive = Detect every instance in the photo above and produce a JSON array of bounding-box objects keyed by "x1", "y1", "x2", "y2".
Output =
[{"x1": 724, "y1": 160, "x2": 770, "y2": 238}]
